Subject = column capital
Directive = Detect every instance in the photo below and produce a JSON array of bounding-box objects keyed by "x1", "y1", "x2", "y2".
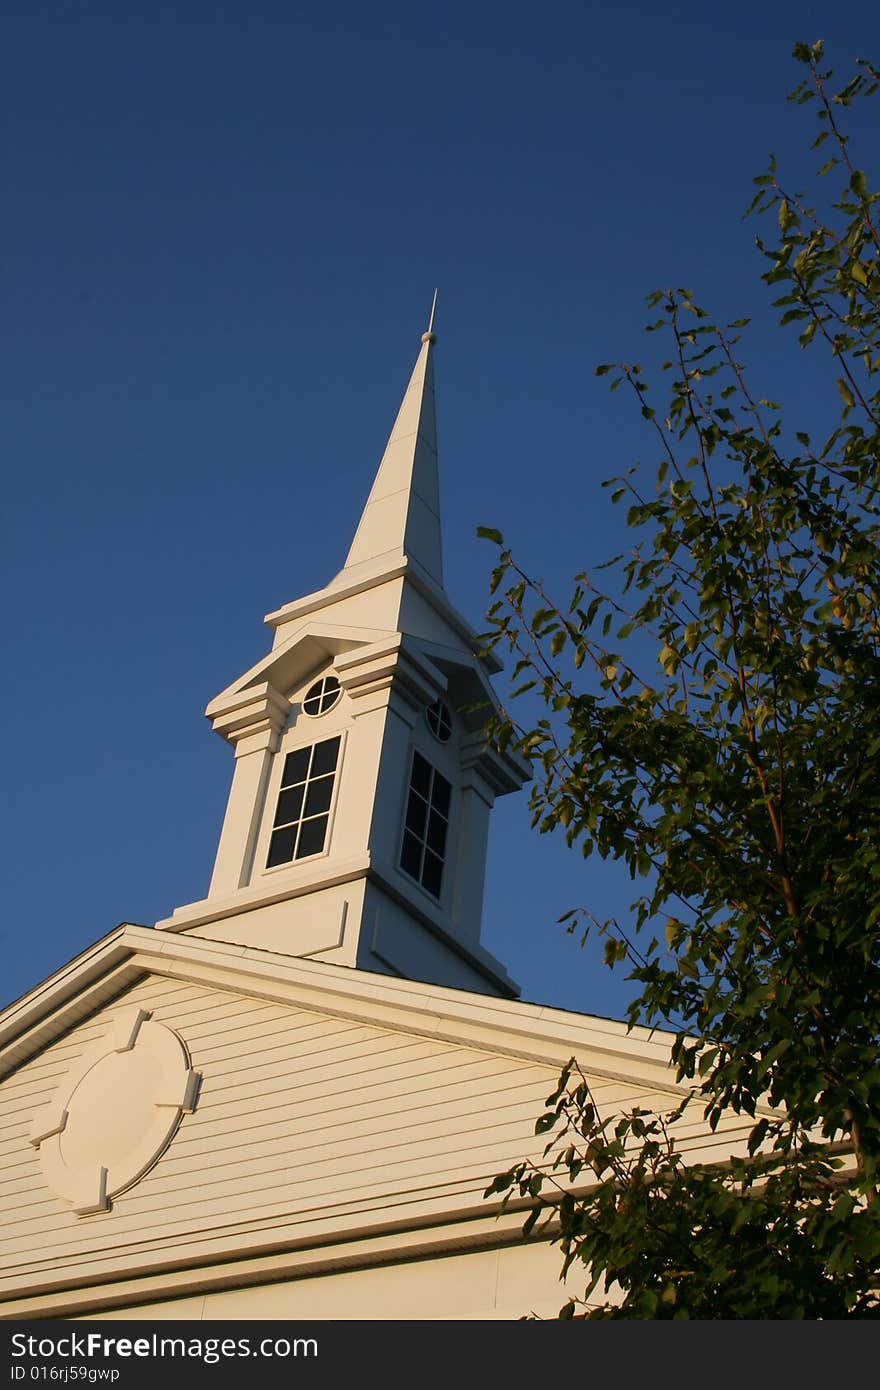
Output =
[{"x1": 206, "y1": 681, "x2": 290, "y2": 752}]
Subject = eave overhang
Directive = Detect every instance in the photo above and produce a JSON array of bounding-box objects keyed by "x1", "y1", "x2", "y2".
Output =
[{"x1": 0, "y1": 924, "x2": 684, "y2": 1096}]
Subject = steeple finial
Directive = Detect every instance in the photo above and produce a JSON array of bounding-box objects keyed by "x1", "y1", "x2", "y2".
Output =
[{"x1": 422, "y1": 288, "x2": 438, "y2": 344}]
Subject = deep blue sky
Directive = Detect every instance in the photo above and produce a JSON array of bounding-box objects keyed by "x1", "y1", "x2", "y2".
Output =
[{"x1": 3, "y1": 2, "x2": 879, "y2": 1016}]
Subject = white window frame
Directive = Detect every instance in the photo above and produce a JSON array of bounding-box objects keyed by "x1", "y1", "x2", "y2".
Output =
[
  {"x1": 257, "y1": 728, "x2": 347, "y2": 876},
  {"x1": 397, "y1": 745, "x2": 454, "y2": 904}
]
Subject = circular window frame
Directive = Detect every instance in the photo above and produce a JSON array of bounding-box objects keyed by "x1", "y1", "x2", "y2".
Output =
[
  {"x1": 302, "y1": 675, "x2": 342, "y2": 718},
  {"x1": 425, "y1": 698, "x2": 453, "y2": 743}
]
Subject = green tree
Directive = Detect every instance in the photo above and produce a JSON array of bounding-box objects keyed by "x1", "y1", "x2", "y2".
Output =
[{"x1": 481, "y1": 41, "x2": 880, "y2": 1318}]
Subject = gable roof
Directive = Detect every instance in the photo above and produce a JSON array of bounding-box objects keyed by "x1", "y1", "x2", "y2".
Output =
[
  {"x1": 0, "y1": 926, "x2": 776, "y2": 1320},
  {"x1": 0, "y1": 923, "x2": 684, "y2": 1096}
]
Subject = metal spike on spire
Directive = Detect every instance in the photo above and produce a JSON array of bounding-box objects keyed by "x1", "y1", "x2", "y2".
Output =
[{"x1": 423, "y1": 288, "x2": 438, "y2": 344}]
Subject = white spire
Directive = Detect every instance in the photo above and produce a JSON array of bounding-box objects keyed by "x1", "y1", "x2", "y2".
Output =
[{"x1": 343, "y1": 315, "x2": 443, "y2": 587}]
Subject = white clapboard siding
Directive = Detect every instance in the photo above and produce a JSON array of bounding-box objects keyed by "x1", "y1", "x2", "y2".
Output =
[
  {"x1": 0, "y1": 974, "x2": 553, "y2": 1284},
  {"x1": 0, "y1": 971, "x2": 735, "y2": 1298}
]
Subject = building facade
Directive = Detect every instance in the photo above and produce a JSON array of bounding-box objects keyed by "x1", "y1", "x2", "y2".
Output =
[{"x1": 0, "y1": 326, "x2": 751, "y2": 1319}]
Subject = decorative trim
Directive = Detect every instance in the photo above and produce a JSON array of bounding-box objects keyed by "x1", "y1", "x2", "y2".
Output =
[
  {"x1": 29, "y1": 1006, "x2": 200, "y2": 1216},
  {"x1": 262, "y1": 555, "x2": 503, "y2": 675},
  {"x1": 0, "y1": 1204, "x2": 548, "y2": 1319},
  {"x1": 335, "y1": 634, "x2": 445, "y2": 710},
  {"x1": 207, "y1": 681, "x2": 290, "y2": 750},
  {"x1": 1, "y1": 923, "x2": 689, "y2": 1086},
  {"x1": 157, "y1": 853, "x2": 371, "y2": 933}
]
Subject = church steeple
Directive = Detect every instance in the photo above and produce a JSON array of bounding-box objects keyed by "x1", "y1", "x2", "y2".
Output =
[
  {"x1": 156, "y1": 312, "x2": 529, "y2": 999},
  {"x1": 342, "y1": 326, "x2": 443, "y2": 587}
]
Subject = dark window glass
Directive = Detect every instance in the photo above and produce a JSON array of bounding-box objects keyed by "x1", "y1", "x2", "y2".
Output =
[
  {"x1": 426, "y1": 699, "x2": 452, "y2": 743},
  {"x1": 274, "y1": 784, "x2": 305, "y2": 828},
  {"x1": 411, "y1": 751, "x2": 432, "y2": 798},
  {"x1": 296, "y1": 815, "x2": 329, "y2": 859},
  {"x1": 399, "y1": 754, "x2": 452, "y2": 899},
  {"x1": 304, "y1": 775, "x2": 334, "y2": 817},
  {"x1": 422, "y1": 851, "x2": 443, "y2": 899},
  {"x1": 426, "y1": 808, "x2": 448, "y2": 856},
  {"x1": 282, "y1": 747, "x2": 311, "y2": 787},
  {"x1": 266, "y1": 738, "x2": 340, "y2": 868},
  {"x1": 431, "y1": 775, "x2": 451, "y2": 819},
  {"x1": 303, "y1": 675, "x2": 341, "y2": 717},
  {"x1": 311, "y1": 736, "x2": 341, "y2": 778},
  {"x1": 405, "y1": 791, "x2": 428, "y2": 837},
  {"x1": 400, "y1": 831, "x2": 422, "y2": 879},
  {"x1": 267, "y1": 825, "x2": 297, "y2": 868}
]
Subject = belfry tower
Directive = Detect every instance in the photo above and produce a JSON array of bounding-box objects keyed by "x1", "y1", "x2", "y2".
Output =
[{"x1": 156, "y1": 318, "x2": 528, "y2": 996}]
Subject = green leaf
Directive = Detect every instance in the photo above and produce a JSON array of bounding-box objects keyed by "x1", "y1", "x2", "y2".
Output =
[
  {"x1": 836, "y1": 378, "x2": 856, "y2": 411},
  {"x1": 850, "y1": 169, "x2": 867, "y2": 197},
  {"x1": 476, "y1": 526, "x2": 504, "y2": 545}
]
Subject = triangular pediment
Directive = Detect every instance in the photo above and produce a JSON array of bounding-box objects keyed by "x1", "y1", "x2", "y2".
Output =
[{"x1": 206, "y1": 619, "x2": 398, "y2": 718}]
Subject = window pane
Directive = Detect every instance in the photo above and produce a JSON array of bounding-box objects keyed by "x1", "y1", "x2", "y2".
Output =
[
  {"x1": 411, "y1": 751, "x2": 432, "y2": 798},
  {"x1": 426, "y1": 808, "x2": 448, "y2": 856},
  {"x1": 422, "y1": 850, "x2": 443, "y2": 898},
  {"x1": 400, "y1": 831, "x2": 422, "y2": 879},
  {"x1": 303, "y1": 675, "x2": 341, "y2": 716},
  {"x1": 304, "y1": 774, "x2": 334, "y2": 817},
  {"x1": 267, "y1": 825, "x2": 297, "y2": 867},
  {"x1": 405, "y1": 791, "x2": 427, "y2": 837},
  {"x1": 426, "y1": 699, "x2": 452, "y2": 743},
  {"x1": 400, "y1": 751, "x2": 453, "y2": 895},
  {"x1": 319, "y1": 677, "x2": 341, "y2": 711},
  {"x1": 311, "y1": 736, "x2": 341, "y2": 778},
  {"x1": 431, "y1": 773, "x2": 451, "y2": 819},
  {"x1": 296, "y1": 815, "x2": 329, "y2": 859},
  {"x1": 282, "y1": 747, "x2": 311, "y2": 787},
  {"x1": 273, "y1": 784, "x2": 305, "y2": 828}
]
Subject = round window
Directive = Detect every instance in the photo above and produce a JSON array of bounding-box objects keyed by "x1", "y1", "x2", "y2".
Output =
[
  {"x1": 303, "y1": 675, "x2": 341, "y2": 717},
  {"x1": 426, "y1": 698, "x2": 452, "y2": 742}
]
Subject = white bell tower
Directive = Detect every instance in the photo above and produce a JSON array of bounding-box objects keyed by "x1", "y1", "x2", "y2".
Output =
[{"x1": 156, "y1": 316, "x2": 529, "y2": 997}]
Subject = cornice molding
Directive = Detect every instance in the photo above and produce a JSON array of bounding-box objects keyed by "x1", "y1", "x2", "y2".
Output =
[
  {"x1": 206, "y1": 680, "x2": 290, "y2": 749},
  {"x1": 335, "y1": 634, "x2": 445, "y2": 710},
  {"x1": 156, "y1": 853, "x2": 373, "y2": 934},
  {"x1": 263, "y1": 555, "x2": 503, "y2": 675},
  {"x1": 0, "y1": 1200, "x2": 547, "y2": 1319},
  {"x1": 0, "y1": 924, "x2": 686, "y2": 1094}
]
